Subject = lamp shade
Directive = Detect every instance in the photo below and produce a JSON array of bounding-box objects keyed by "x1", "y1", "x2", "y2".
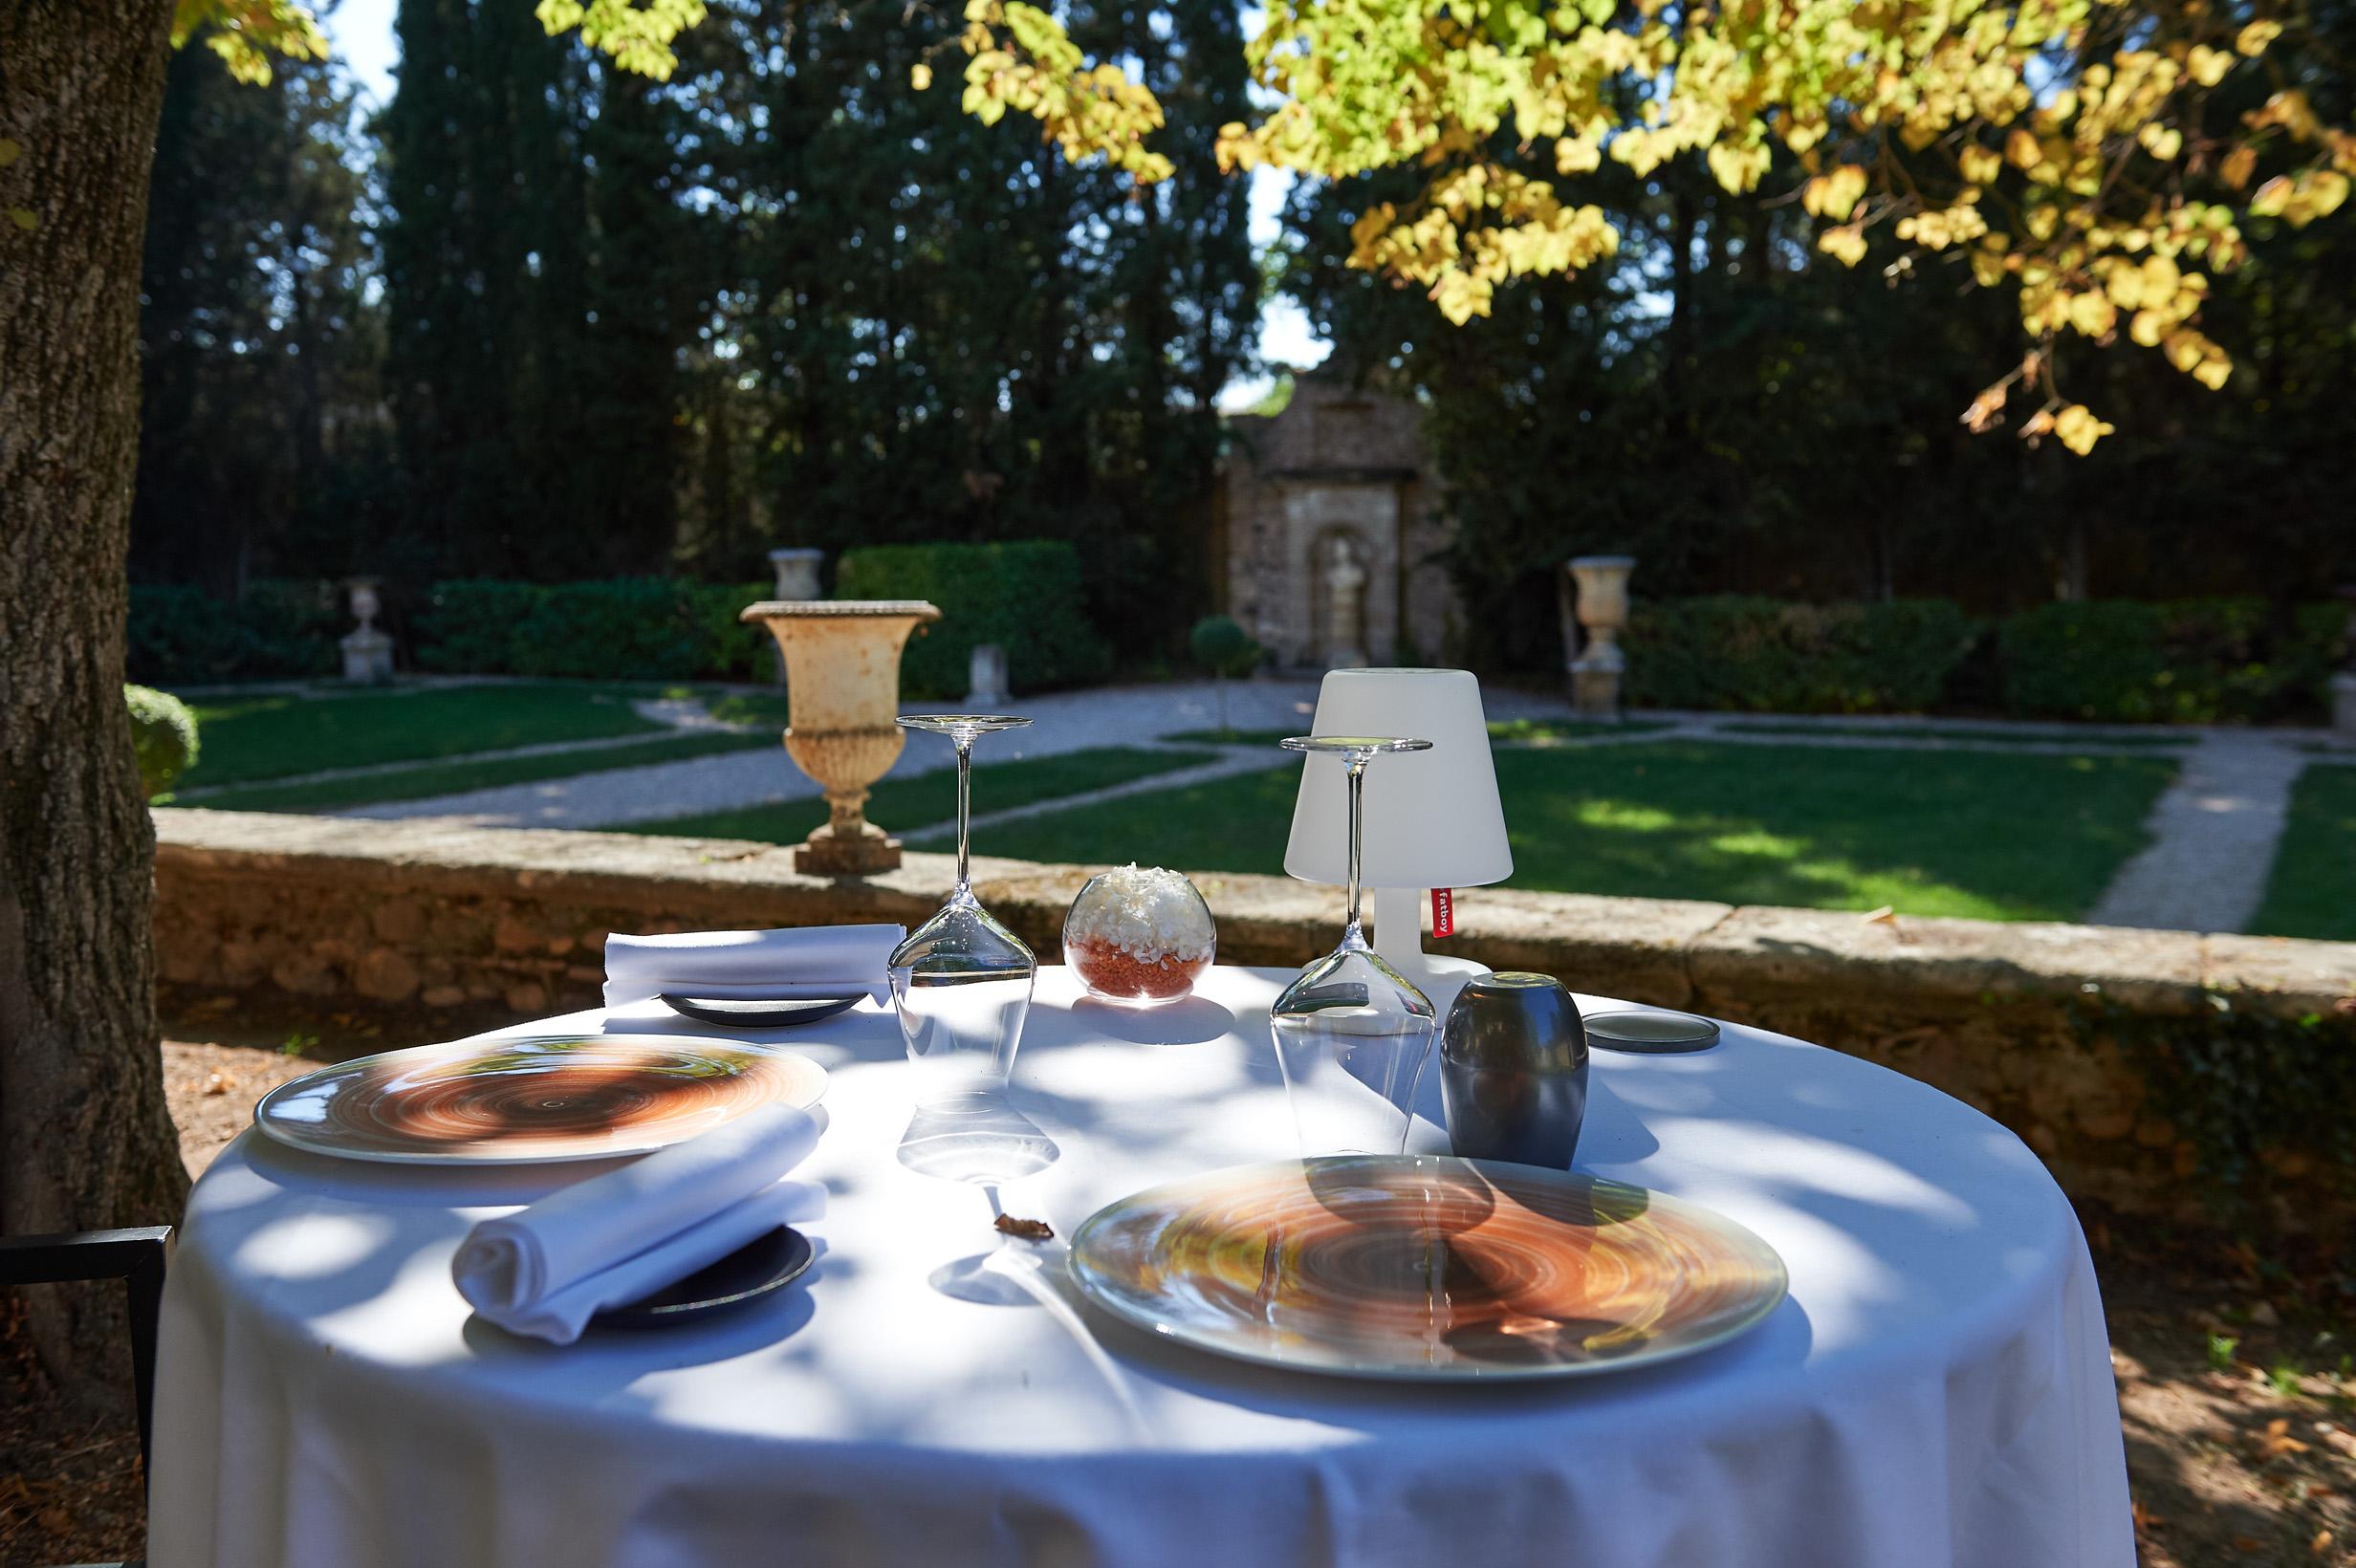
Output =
[{"x1": 1283, "y1": 668, "x2": 1513, "y2": 889}]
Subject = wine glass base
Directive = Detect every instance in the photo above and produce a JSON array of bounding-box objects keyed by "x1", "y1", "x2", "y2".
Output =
[{"x1": 896, "y1": 1095, "x2": 1060, "y2": 1184}]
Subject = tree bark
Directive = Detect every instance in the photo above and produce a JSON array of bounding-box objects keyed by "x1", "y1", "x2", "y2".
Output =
[{"x1": 0, "y1": 0, "x2": 191, "y2": 1405}]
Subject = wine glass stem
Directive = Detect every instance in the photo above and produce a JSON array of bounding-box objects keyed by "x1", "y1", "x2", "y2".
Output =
[
  {"x1": 1343, "y1": 756, "x2": 1368, "y2": 950},
  {"x1": 954, "y1": 737, "x2": 974, "y2": 898}
]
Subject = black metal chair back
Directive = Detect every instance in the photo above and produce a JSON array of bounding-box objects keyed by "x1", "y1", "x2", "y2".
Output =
[{"x1": 1, "y1": 1225, "x2": 172, "y2": 1568}]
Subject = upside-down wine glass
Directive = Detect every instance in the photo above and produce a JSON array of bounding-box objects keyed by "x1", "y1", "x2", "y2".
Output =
[
  {"x1": 1269, "y1": 736, "x2": 1439, "y2": 1157},
  {"x1": 888, "y1": 715, "x2": 1058, "y2": 1302}
]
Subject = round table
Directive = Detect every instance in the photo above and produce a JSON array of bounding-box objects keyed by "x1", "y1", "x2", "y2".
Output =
[{"x1": 149, "y1": 966, "x2": 2132, "y2": 1568}]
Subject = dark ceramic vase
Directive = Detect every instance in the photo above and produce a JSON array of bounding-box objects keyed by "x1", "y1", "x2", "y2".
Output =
[{"x1": 1439, "y1": 971, "x2": 1588, "y2": 1170}]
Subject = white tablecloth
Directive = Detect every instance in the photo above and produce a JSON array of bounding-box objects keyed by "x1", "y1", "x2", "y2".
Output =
[{"x1": 149, "y1": 966, "x2": 2132, "y2": 1568}]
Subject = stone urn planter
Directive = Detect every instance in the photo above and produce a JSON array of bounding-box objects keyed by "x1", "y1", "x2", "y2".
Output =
[
  {"x1": 1560, "y1": 555, "x2": 1636, "y2": 717},
  {"x1": 741, "y1": 599, "x2": 942, "y2": 876}
]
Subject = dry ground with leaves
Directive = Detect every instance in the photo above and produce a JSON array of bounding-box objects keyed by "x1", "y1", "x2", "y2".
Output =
[{"x1": 5, "y1": 1036, "x2": 2352, "y2": 1565}]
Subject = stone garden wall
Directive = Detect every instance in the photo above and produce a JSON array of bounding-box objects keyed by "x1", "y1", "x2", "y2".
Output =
[{"x1": 152, "y1": 808, "x2": 2355, "y2": 1233}]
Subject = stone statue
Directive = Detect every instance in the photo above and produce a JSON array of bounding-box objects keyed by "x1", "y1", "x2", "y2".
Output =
[{"x1": 1322, "y1": 537, "x2": 1369, "y2": 669}]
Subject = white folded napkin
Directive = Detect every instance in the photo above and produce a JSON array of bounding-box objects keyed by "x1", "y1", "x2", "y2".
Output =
[
  {"x1": 452, "y1": 1102, "x2": 825, "y2": 1344},
  {"x1": 601, "y1": 924, "x2": 905, "y2": 1010}
]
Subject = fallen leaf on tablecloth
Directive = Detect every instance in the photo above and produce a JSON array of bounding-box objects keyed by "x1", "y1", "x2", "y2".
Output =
[
  {"x1": 1863, "y1": 905, "x2": 1896, "y2": 924},
  {"x1": 993, "y1": 1214, "x2": 1055, "y2": 1241},
  {"x1": 2133, "y1": 1500, "x2": 2165, "y2": 1533},
  {"x1": 202, "y1": 1070, "x2": 237, "y2": 1097}
]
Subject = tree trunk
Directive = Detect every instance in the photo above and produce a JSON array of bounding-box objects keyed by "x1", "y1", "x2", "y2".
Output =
[{"x1": 0, "y1": 0, "x2": 191, "y2": 1407}]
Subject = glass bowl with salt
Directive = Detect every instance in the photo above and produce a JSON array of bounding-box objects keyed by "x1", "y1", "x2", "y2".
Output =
[{"x1": 1061, "y1": 864, "x2": 1216, "y2": 1008}]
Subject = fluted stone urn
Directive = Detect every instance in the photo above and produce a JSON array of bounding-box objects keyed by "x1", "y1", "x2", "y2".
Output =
[
  {"x1": 1562, "y1": 555, "x2": 1636, "y2": 718},
  {"x1": 741, "y1": 599, "x2": 942, "y2": 876}
]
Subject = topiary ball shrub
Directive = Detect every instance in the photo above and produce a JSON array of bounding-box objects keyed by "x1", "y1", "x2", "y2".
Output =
[
  {"x1": 125, "y1": 685, "x2": 201, "y2": 799},
  {"x1": 1189, "y1": 614, "x2": 1259, "y2": 677}
]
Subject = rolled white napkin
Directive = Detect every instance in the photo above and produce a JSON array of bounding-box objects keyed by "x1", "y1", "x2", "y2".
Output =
[
  {"x1": 453, "y1": 1102, "x2": 825, "y2": 1344},
  {"x1": 602, "y1": 924, "x2": 905, "y2": 1010}
]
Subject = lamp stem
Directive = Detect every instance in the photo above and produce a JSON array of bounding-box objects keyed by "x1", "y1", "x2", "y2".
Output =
[{"x1": 1342, "y1": 754, "x2": 1369, "y2": 950}]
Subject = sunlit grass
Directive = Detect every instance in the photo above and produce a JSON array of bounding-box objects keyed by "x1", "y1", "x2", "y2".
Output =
[
  {"x1": 981, "y1": 740, "x2": 2177, "y2": 922},
  {"x1": 622, "y1": 747, "x2": 1219, "y2": 844},
  {"x1": 178, "y1": 682, "x2": 667, "y2": 788},
  {"x1": 2249, "y1": 763, "x2": 2356, "y2": 942}
]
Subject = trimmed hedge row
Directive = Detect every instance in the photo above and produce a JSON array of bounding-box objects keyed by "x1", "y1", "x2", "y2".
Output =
[
  {"x1": 1620, "y1": 595, "x2": 2344, "y2": 720},
  {"x1": 1622, "y1": 598, "x2": 1978, "y2": 714},
  {"x1": 411, "y1": 578, "x2": 771, "y2": 682},
  {"x1": 1997, "y1": 599, "x2": 2347, "y2": 724},
  {"x1": 127, "y1": 581, "x2": 342, "y2": 685},
  {"x1": 836, "y1": 540, "x2": 1110, "y2": 699},
  {"x1": 125, "y1": 573, "x2": 2347, "y2": 722}
]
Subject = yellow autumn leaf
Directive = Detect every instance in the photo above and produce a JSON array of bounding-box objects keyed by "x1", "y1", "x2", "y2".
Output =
[
  {"x1": 910, "y1": 62, "x2": 934, "y2": 90},
  {"x1": 2068, "y1": 291, "x2": 2118, "y2": 337},
  {"x1": 1818, "y1": 225, "x2": 1867, "y2": 267},
  {"x1": 1959, "y1": 144, "x2": 2001, "y2": 184},
  {"x1": 2054, "y1": 403, "x2": 2115, "y2": 454},
  {"x1": 2219, "y1": 145, "x2": 2257, "y2": 189},
  {"x1": 2236, "y1": 20, "x2": 2280, "y2": 54}
]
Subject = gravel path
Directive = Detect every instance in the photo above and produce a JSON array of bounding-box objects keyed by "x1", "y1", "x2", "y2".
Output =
[
  {"x1": 339, "y1": 679, "x2": 1582, "y2": 830},
  {"x1": 2084, "y1": 731, "x2": 2308, "y2": 933},
  {"x1": 339, "y1": 682, "x2": 1321, "y2": 828}
]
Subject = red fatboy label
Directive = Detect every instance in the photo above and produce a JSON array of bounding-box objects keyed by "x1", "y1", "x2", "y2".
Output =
[{"x1": 1431, "y1": 888, "x2": 1455, "y2": 940}]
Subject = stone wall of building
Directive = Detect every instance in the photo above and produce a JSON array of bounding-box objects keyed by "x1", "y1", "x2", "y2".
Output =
[
  {"x1": 1224, "y1": 374, "x2": 1458, "y2": 667},
  {"x1": 154, "y1": 808, "x2": 2355, "y2": 1234}
]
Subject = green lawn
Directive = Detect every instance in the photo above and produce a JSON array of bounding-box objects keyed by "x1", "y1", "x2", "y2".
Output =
[
  {"x1": 980, "y1": 740, "x2": 2178, "y2": 922},
  {"x1": 1721, "y1": 720, "x2": 2194, "y2": 748},
  {"x1": 1162, "y1": 719, "x2": 1673, "y2": 746},
  {"x1": 622, "y1": 746, "x2": 1220, "y2": 843},
  {"x1": 2250, "y1": 763, "x2": 2356, "y2": 942},
  {"x1": 186, "y1": 731, "x2": 775, "y2": 813},
  {"x1": 179, "y1": 682, "x2": 670, "y2": 788}
]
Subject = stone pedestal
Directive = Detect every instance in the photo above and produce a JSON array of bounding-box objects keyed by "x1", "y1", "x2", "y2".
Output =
[
  {"x1": 769, "y1": 548, "x2": 825, "y2": 600},
  {"x1": 340, "y1": 577, "x2": 394, "y2": 683},
  {"x1": 340, "y1": 629, "x2": 394, "y2": 684},
  {"x1": 1563, "y1": 555, "x2": 1635, "y2": 718},
  {"x1": 966, "y1": 642, "x2": 1011, "y2": 708},
  {"x1": 741, "y1": 599, "x2": 942, "y2": 876},
  {"x1": 766, "y1": 550, "x2": 826, "y2": 687},
  {"x1": 2333, "y1": 673, "x2": 2356, "y2": 738}
]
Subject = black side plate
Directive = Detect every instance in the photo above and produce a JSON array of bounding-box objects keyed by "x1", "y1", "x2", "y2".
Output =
[
  {"x1": 659, "y1": 992, "x2": 865, "y2": 1028},
  {"x1": 594, "y1": 1226, "x2": 815, "y2": 1330}
]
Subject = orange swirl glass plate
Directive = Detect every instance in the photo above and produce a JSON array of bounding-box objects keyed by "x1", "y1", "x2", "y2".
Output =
[
  {"x1": 1070, "y1": 1156, "x2": 1786, "y2": 1381},
  {"x1": 253, "y1": 1034, "x2": 827, "y2": 1165}
]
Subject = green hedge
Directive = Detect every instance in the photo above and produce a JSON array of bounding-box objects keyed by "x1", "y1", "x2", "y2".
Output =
[
  {"x1": 126, "y1": 581, "x2": 341, "y2": 685},
  {"x1": 413, "y1": 578, "x2": 770, "y2": 681},
  {"x1": 835, "y1": 540, "x2": 1111, "y2": 699},
  {"x1": 1998, "y1": 599, "x2": 2345, "y2": 723},
  {"x1": 1622, "y1": 597, "x2": 1980, "y2": 714}
]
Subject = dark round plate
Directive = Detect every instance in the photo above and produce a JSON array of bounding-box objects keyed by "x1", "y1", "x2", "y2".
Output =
[
  {"x1": 659, "y1": 993, "x2": 865, "y2": 1029},
  {"x1": 594, "y1": 1226, "x2": 815, "y2": 1330},
  {"x1": 1582, "y1": 1009, "x2": 1721, "y2": 1054}
]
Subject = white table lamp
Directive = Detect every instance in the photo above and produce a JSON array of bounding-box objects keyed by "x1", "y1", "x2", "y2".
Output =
[{"x1": 1282, "y1": 668, "x2": 1513, "y2": 1012}]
